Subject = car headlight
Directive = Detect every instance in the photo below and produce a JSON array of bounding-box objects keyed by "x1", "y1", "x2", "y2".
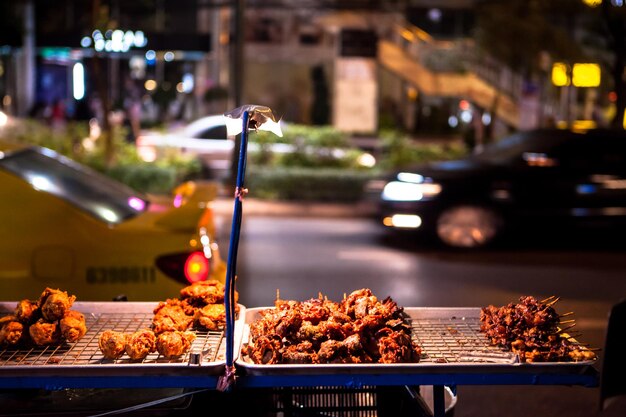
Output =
[{"x1": 381, "y1": 181, "x2": 442, "y2": 202}]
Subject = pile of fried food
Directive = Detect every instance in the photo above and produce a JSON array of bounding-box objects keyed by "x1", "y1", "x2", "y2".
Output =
[
  {"x1": 0, "y1": 287, "x2": 86, "y2": 347},
  {"x1": 480, "y1": 295, "x2": 597, "y2": 363},
  {"x1": 98, "y1": 279, "x2": 237, "y2": 360},
  {"x1": 243, "y1": 288, "x2": 422, "y2": 364}
]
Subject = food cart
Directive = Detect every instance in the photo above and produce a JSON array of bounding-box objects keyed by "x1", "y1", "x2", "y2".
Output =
[
  {"x1": 0, "y1": 106, "x2": 599, "y2": 417},
  {"x1": 0, "y1": 302, "x2": 599, "y2": 416}
]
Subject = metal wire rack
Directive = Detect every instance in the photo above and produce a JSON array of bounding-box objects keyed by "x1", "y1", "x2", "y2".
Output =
[
  {"x1": 409, "y1": 315, "x2": 517, "y2": 364},
  {"x1": 0, "y1": 311, "x2": 224, "y2": 367},
  {"x1": 238, "y1": 307, "x2": 597, "y2": 376}
]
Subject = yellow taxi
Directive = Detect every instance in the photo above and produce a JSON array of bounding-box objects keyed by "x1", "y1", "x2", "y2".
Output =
[{"x1": 0, "y1": 140, "x2": 226, "y2": 301}]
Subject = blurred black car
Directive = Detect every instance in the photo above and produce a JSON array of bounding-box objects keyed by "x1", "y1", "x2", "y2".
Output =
[{"x1": 376, "y1": 128, "x2": 626, "y2": 248}]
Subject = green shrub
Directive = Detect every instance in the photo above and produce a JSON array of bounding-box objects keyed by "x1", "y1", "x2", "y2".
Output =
[
  {"x1": 251, "y1": 124, "x2": 369, "y2": 170},
  {"x1": 252, "y1": 124, "x2": 349, "y2": 148},
  {"x1": 377, "y1": 129, "x2": 468, "y2": 170},
  {"x1": 246, "y1": 167, "x2": 378, "y2": 202},
  {"x1": 105, "y1": 164, "x2": 178, "y2": 194},
  {"x1": 1, "y1": 118, "x2": 200, "y2": 195},
  {"x1": 83, "y1": 142, "x2": 202, "y2": 195},
  {"x1": 0, "y1": 119, "x2": 89, "y2": 157},
  {"x1": 2, "y1": 118, "x2": 467, "y2": 201}
]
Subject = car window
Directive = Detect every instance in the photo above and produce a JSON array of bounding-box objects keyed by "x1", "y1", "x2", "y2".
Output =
[
  {"x1": 556, "y1": 137, "x2": 626, "y2": 172},
  {"x1": 473, "y1": 131, "x2": 571, "y2": 165},
  {"x1": 194, "y1": 125, "x2": 227, "y2": 140},
  {"x1": 0, "y1": 148, "x2": 148, "y2": 224}
]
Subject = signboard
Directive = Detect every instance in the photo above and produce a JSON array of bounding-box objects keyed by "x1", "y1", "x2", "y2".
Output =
[{"x1": 333, "y1": 58, "x2": 378, "y2": 134}]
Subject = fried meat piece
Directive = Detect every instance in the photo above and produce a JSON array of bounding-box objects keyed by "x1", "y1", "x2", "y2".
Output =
[
  {"x1": 180, "y1": 298, "x2": 199, "y2": 316},
  {"x1": 60, "y1": 310, "x2": 87, "y2": 342},
  {"x1": 317, "y1": 339, "x2": 346, "y2": 363},
  {"x1": 244, "y1": 335, "x2": 282, "y2": 364},
  {"x1": 193, "y1": 303, "x2": 226, "y2": 330},
  {"x1": 479, "y1": 295, "x2": 594, "y2": 362},
  {"x1": 179, "y1": 280, "x2": 226, "y2": 304},
  {"x1": 14, "y1": 300, "x2": 40, "y2": 324},
  {"x1": 0, "y1": 317, "x2": 24, "y2": 346},
  {"x1": 376, "y1": 328, "x2": 422, "y2": 364},
  {"x1": 244, "y1": 289, "x2": 422, "y2": 365},
  {"x1": 152, "y1": 299, "x2": 193, "y2": 334},
  {"x1": 39, "y1": 288, "x2": 76, "y2": 322},
  {"x1": 273, "y1": 308, "x2": 303, "y2": 339},
  {"x1": 156, "y1": 331, "x2": 196, "y2": 358},
  {"x1": 0, "y1": 315, "x2": 16, "y2": 327},
  {"x1": 29, "y1": 319, "x2": 61, "y2": 346},
  {"x1": 125, "y1": 330, "x2": 157, "y2": 360},
  {"x1": 296, "y1": 321, "x2": 329, "y2": 347},
  {"x1": 98, "y1": 330, "x2": 128, "y2": 359},
  {"x1": 298, "y1": 297, "x2": 332, "y2": 324},
  {"x1": 341, "y1": 288, "x2": 378, "y2": 319},
  {"x1": 282, "y1": 340, "x2": 318, "y2": 364}
]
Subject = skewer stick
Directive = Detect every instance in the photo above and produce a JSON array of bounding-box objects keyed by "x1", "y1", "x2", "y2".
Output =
[
  {"x1": 557, "y1": 323, "x2": 576, "y2": 333},
  {"x1": 559, "y1": 312, "x2": 574, "y2": 317},
  {"x1": 545, "y1": 297, "x2": 560, "y2": 306},
  {"x1": 540, "y1": 295, "x2": 557, "y2": 304},
  {"x1": 559, "y1": 319, "x2": 576, "y2": 324}
]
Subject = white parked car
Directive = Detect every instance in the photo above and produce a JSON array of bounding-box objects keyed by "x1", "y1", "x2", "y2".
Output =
[
  {"x1": 137, "y1": 114, "x2": 375, "y2": 178},
  {"x1": 137, "y1": 115, "x2": 235, "y2": 179}
]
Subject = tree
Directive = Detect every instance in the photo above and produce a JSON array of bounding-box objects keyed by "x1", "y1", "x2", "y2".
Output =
[
  {"x1": 475, "y1": 0, "x2": 584, "y2": 79},
  {"x1": 598, "y1": 0, "x2": 626, "y2": 129},
  {"x1": 475, "y1": 0, "x2": 625, "y2": 130}
]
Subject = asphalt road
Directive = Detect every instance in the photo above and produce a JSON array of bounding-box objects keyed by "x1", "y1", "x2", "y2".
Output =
[{"x1": 214, "y1": 211, "x2": 626, "y2": 417}]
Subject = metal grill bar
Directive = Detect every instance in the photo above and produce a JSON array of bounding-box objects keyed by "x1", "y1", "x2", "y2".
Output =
[
  {"x1": 0, "y1": 312, "x2": 224, "y2": 367},
  {"x1": 409, "y1": 316, "x2": 517, "y2": 364}
]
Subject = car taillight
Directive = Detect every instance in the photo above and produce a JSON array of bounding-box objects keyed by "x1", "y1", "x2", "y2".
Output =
[
  {"x1": 156, "y1": 251, "x2": 209, "y2": 284},
  {"x1": 185, "y1": 252, "x2": 209, "y2": 283}
]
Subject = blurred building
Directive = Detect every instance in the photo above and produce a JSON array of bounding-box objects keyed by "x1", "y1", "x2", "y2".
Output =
[{"x1": 0, "y1": 0, "x2": 609, "y2": 138}]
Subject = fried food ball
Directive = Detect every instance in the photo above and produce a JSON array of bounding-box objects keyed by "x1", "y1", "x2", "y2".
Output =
[
  {"x1": 39, "y1": 288, "x2": 76, "y2": 322},
  {"x1": 98, "y1": 330, "x2": 128, "y2": 360},
  {"x1": 152, "y1": 299, "x2": 193, "y2": 334},
  {"x1": 125, "y1": 330, "x2": 157, "y2": 360},
  {"x1": 29, "y1": 319, "x2": 61, "y2": 346},
  {"x1": 0, "y1": 317, "x2": 24, "y2": 346},
  {"x1": 60, "y1": 310, "x2": 87, "y2": 342},
  {"x1": 179, "y1": 280, "x2": 229, "y2": 305},
  {"x1": 14, "y1": 300, "x2": 40, "y2": 324},
  {"x1": 156, "y1": 331, "x2": 196, "y2": 358},
  {"x1": 193, "y1": 303, "x2": 226, "y2": 330}
]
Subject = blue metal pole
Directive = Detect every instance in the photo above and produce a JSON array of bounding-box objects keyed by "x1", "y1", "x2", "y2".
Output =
[{"x1": 223, "y1": 110, "x2": 250, "y2": 376}]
